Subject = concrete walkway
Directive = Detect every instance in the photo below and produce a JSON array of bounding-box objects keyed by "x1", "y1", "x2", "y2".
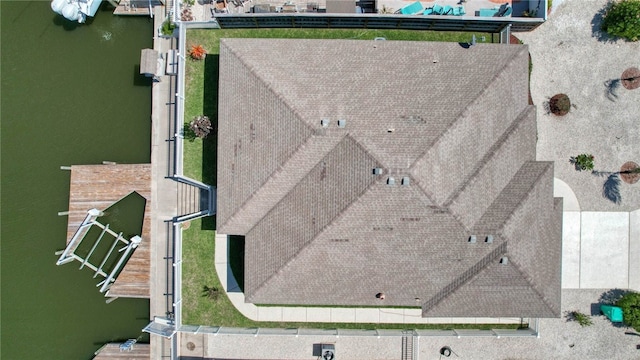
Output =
[
  {"x1": 149, "y1": 5, "x2": 179, "y2": 359},
  {"x1": 554, "y1": 179, "x2": 640, "y2": 291},
  {"x1": 214, "y1": 234, "x2": 524, "y2": 325},
  {"x1": 180, "y1": 290, "x2": 640, "y2": 360}
]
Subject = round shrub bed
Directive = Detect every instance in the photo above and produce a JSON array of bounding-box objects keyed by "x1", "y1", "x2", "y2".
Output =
[
  {"x1": 621, "y1": 67, "x2": 640, "y2": 90},
  {"x1": 620, "y1": 161, "x2": 640, "y2": 184},
  {"x1": 549, "y1": 94, "x2": 571, "y2": 116}
]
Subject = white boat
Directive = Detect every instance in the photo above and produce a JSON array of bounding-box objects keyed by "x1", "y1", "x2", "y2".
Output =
[{"x1": 51, "y1": 0, "x2": 103, "y2": 23}]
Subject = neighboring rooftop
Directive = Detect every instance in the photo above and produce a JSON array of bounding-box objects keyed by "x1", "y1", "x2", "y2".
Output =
[{"x1": 216, "y1": 38, "x2": 562, "y2": 318}]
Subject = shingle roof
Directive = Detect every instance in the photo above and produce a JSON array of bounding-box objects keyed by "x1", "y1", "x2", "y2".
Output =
[{"x1": 217, "y1": 38, "x2": 562, "y2": 318}]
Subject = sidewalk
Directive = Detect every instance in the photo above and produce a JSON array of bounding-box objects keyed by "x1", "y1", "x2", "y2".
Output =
[
  {"x1": 215, "y1": 233, "x2": 525, "y2": 325},
  {"x1": 149, "y1": 5, "x2": 179, "y2": 359},
  {"x1": 554, "y1": 178, "x2": 640, "y2": 291}
]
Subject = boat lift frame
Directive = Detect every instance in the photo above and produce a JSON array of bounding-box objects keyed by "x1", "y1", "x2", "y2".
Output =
[{"x1": 55, "y1": 208, "x2": 142, "y2": 294}]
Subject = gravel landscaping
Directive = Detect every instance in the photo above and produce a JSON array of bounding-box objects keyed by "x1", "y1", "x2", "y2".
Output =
[{"x1": 517, "y1": 0, "x2": 640, "y2": 211}]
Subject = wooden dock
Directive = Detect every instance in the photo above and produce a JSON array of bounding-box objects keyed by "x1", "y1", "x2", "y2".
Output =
[
  {"x1": 112, "y1": 0, "x2": 163, "y2": 16},
  {"x1": 93, "y1": 343, "x2": 150, "y2": 359},
  {"x1": 66, "y1": 164, "x2": 152, "y2": 298}
]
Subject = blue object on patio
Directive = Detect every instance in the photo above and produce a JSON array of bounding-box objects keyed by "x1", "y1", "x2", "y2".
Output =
[
  {"x1": 600, "y1": 304, "x2": 624, "y2": 323},
  {"x1": 423, "y1": 7, "x2": 434, "y2": 15},
  {"x1": 501, "y1": 6, "x2": 512, "y2": 16},
  {"x1": 452, "y1": 6, "x2": 465, "y2": 16},
  {"x1": 478, "y1": 7, "x2": 499, "y2": 17},
  {"x1": 432, "y1": 4, "x2": 443, "y2": 14},
  {"x1": 441, "y1": 5, "x2": 453, "y2": 15},
  {"x1": 400, "y1": 1, "x2": 424, "y2": 15}
]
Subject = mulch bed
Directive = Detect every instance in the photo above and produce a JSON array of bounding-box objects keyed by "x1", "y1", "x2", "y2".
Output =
[
  {"x1": 549, "y1": 93, "x2": 570, "y2": 116},
  {"x1": 620, "y1": 161, "x2": 640, "y2": 184},
  {"x1": 621, "y1": 67, "x2": 640, "y2": 90}
]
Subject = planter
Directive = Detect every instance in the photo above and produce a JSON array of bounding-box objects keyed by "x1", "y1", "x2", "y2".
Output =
[
  {"x1": 621, "y1": 67, "x2": 640, "y2": 90},
  {"x1": 549, "y1": 93, "x2": 570, "y2": 116},
  {"x1": 620, "y1": 161, "x2": 640, "y2": 184}
]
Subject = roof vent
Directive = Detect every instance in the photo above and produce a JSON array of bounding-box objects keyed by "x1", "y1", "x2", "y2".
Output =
[
  {"x1": 500, "y1": 256, "x2": 509, "y2": 265},
  {"x1": 338, "y1": 119, "x2": 346, "y2": 128},
  {"x1": 321, "y1": 119, "x2": 330, "y2": 127},
  {"x1": 387, "y1": 177, "x2": 395, "y2": 185},
  {"x1": 468, "y1": 235, "x2": 477, "y2": 243},
  {"x1": 373, "y1": 168, "x2": 382, "y2": 175},
  {"x1": 401, "y1": 177, "x2": 410, "y2": 186},
  {"x1": 486, "y1": 235, "x2": 494, "y2": 244}
]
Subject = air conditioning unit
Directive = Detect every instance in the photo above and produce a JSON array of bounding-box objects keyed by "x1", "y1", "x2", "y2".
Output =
[{"x1": 321, "y1": 344, "x2": 335, "y2": 360}]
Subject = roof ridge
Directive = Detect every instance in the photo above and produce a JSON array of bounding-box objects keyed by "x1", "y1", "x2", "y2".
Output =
[
  {"x1": 508, "y1": 257, "x2": 560, "y2": 316},
  {"x1": 219, "y1": 134, "x2": 343, "y2": 232},
  {"x1": 408, "y1": 46, "x2": 528, "y2": 179},
  {"x1": 217, "y1": 40, "x2": 318, "y2": 231},
  {"x1": 246, "y1": 136, "x2": 381, "y2": 300},
  {"x1": 443, "y1": 106, "x2": 534, "y2": 209},
  {"x1": 493, "y1": 161, "x2": 553, "y2": 233},
  {"x1": 422, "y1": 241, "x2": 507, "y2": 316},
  {"x1": 223, "y1": 40, "x2": 314, "y2": 133}
]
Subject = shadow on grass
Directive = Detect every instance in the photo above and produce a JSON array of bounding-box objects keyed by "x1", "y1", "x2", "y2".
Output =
[{"x1": 201, "y1": 54, "x2": 219, "y2": 231}]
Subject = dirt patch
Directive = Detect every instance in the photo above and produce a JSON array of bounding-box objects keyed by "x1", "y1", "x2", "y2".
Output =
[
  {"x1": 182, "y1": 221, "x2": 191, "y2": 230},
  {"x1": 621, "y1": 67, "x2": 640, "y2": 90},
  {"x1": 620, "y1": 161, "x2": 640, "y2": 184}
]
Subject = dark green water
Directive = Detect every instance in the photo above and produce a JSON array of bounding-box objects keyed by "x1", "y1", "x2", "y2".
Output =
[{"x1": 1, "y1": 2, "x2": 152, "y2": 358}]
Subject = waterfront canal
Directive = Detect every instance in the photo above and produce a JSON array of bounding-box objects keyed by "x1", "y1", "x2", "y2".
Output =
[{"x1": 1, "y1": 2, "x2": 152, "y2": 358}]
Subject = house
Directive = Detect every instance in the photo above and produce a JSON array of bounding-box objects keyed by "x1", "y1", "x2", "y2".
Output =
[{"x1": 216, "y1": 38, "x2": 562, "y2": 318}]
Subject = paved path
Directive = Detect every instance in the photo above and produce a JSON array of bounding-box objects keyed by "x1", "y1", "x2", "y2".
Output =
[
  {"x1": 180, "y1": 290, "x2": 640, "y2": 360},
  {"x1": 150, "y1": 5, "x2": 179, "y2": 359},
  {"x1": 517, "y1": 0, "x2": 640, "y2": 212}
]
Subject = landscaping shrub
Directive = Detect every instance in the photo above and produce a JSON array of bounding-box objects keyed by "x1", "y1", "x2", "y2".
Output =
[
  {"x1": 161, "y1": 18, "x2": 176, "y2": 36},
  {"x1": 549, "y1": 93, "x2": 571, "y2": 116},
  {"x1": 617, "y1": 292, "x2": 640, "y2": 331},
  {"x1": 570, "y1": 154, "x2": 595, "y2": 172},
  {"x1": 602, "y1": 0, "x2": 640, "y2": 41},
  {"x1": 566, "y1": 311, "x2": 593, "y2": 327}
]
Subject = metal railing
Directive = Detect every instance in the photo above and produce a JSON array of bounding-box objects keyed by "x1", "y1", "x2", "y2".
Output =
[{"x1": 175, "y1": 324, "x2": 540, "y2": 338}]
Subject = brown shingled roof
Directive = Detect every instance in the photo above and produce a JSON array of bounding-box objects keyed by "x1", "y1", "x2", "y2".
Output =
[{"x1": 216, "y1": 38, "x2": 562, "y2": 318}]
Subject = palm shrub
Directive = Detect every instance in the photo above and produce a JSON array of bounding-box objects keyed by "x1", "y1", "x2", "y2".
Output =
[
  {"x1": 566, "y1": 311, "x2": 593, "y2": 327},
  {"x1": 616, "y1": 292, "x2": 640, "y2": 331},
  {"x1": 570, "y1": 154, "x2": 595, "y2": 171},
  {"x1": 602, "y1": 0, "x2": 640, "y2": 41}
]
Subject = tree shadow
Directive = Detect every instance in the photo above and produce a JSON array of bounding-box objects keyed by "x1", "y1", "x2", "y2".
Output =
[
  {"x1": 604, "y1": 78, "x2": 621, "y2": 102},
  {"x1": 590, "y1": 1, "x2": 617, "y2": 43},
  {"x1": 592, "y1": 171, "x2": 622, "y2": 204},
  {"x1": 600, "y1": 288, "x2": 628, "y2": 304}
]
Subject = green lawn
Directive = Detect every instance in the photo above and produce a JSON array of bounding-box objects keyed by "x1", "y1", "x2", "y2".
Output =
[{"x1": 181, "y1": 28, "x2": 517, "y2": 329}]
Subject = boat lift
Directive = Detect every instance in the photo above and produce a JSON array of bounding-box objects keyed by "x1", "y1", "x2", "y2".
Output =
[{"x1": 55, "y1": 208, "x2": 142, "y2": 296}]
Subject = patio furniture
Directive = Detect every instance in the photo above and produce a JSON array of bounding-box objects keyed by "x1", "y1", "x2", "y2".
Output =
[
  {"x1": 400, "y1": 1, "x2": 424, "y2": 15},
  {"x1": 452, "y1": 6, "x2": 465, "y2": 16},
  {"x1": 441, "y1": 5, "x2": 453, "y2": 15},
  {"x1": 423, "y1": 7, "x2": 434, "y2": 15},
  {"x1": 478, "y1": 7, "x2": 499, "y2": 17},
  {"x1": 432, "y1": 4, "x2": 443, "y2": 14},
  {"x1": 500, "y1": 6, "x2": 512, "y2": 17}
]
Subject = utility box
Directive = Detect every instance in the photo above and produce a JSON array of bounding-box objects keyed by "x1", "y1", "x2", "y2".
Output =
[
  {"x1": 321, "y1": 344, "x2": 335, "y2": 360},
  {"x1": 313, "y1": 343, "x2": 335, "y2": 360},
  {"x1": 600, "y1": 304, "x2": 624, "y2": 323}
]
